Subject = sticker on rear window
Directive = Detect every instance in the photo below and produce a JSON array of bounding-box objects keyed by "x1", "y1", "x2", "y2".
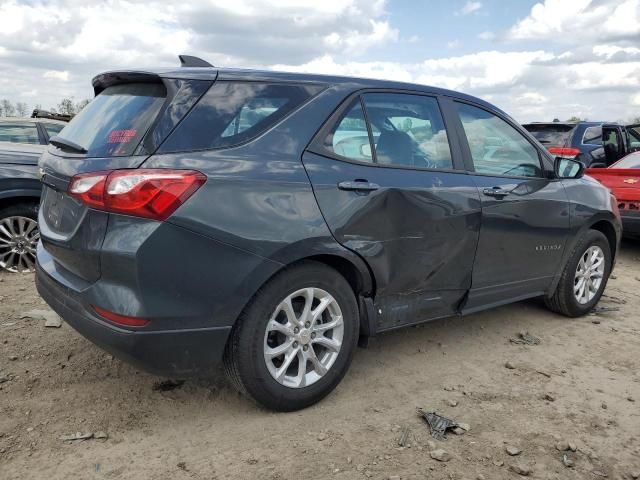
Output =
[{"x1": 108, "y1": 129, "x2": 138, "y2": 144}]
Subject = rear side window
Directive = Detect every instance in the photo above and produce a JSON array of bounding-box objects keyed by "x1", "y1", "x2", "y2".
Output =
[
  {"x1": 322, "y1": 100, "x2": 373, "y2": 163},
  {"x1": 362, "y1": 93, "x2": 452, "y2": 169},
  {"x1": 55, "y1": 83, "x2": 166, "y2": 157},
  {"x1": 42, "y1": 123, "x2": 65, "y2": 138},
  {"x1": 522, "y1": 124, "x2": 574, "y2": 146},
  {"x1": 160, "y1": 82, "x2": 322, "y2": 153},
  {"x1": 582, "y1": 126, "x2": 602, "y2": 145},
  {"x1": 0, "y1": 122, "x2": 40, "y2": 144}
]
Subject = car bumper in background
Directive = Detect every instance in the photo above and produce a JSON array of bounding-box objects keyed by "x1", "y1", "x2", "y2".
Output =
[
  {"x1": 621, "y1": 210, "x2": 640, "y2": 237},
  {"x1": 36, "y1": 264, "x2": 231, "y2": 377}
]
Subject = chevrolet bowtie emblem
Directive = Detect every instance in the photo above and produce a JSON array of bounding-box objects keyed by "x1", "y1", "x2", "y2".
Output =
[{"x1": 623, "y1": 178, "x2": 639, "y2": 184}]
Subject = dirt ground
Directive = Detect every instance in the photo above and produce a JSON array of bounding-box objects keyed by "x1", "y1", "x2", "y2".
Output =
[{"x1": 1, "y1": 243, "x2": 640, "y2": 480}]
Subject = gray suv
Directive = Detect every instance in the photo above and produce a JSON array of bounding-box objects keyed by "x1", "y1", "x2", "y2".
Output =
[{"x1": 36, "y1": 56, "x2": 621, "y2": 410}]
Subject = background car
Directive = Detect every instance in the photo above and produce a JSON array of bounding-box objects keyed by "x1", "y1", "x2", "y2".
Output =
[
  {"x1": 587, "y1": 151, "x2": 640, "y2": 238},
  {"x1": 523, "y1": 121, "x2": 640, "y2": 167},
  {"x1": 0, "y1": 116, "x2": 67, "y2": 272}
]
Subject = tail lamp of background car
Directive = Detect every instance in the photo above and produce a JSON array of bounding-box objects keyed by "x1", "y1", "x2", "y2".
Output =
[
  {"x1": 68, "y1": 169, "x2": 207, "y2": 221},
  {"x1": 548, "y1": 147, "x2": 581, "y2": 160}
]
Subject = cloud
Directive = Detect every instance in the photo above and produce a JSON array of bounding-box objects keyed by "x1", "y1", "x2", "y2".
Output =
[
  {"x1": 456, "y1": 1, "x2": 482, "y2": 15},
  {"x1": 0, "y1": 0, "x2": 638, "y2": 123},
  {"x1": 43, "y1": 71, "x2": 70, "y2": 81},
  {"x1": 509, "y1": 0, "x2": 640, "y2": 44}
]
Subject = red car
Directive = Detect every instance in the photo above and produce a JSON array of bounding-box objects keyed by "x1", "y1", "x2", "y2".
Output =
[{"x1": 587, "y1": 152, "x2": 640, "y2": 237}]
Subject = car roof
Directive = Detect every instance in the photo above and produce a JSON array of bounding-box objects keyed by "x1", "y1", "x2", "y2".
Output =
[
  {"x1": 522, "y1": 121, "x2": 610, "y2": 127},
  {"x1": 92, "y1": 66, "x2": 508, "y2": 118},
  {"x1": 0, "y1": 117, "x2": 67, "y2": 125}
]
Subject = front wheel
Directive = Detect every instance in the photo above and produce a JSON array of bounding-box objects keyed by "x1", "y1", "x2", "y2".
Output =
[
  {"x1": 545, "y1": 230, "x2": 612, "y2": 317},
  {"x1": 224, "y1": 261, "x2": 359, "y2": 411}
]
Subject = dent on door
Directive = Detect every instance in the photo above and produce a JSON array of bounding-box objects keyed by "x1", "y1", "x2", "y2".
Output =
[{"x1": 302, "y1": 151, "x2": 482, "y2": 331}]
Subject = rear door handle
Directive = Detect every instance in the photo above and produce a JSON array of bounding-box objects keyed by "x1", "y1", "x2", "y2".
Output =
[
  {"x1": 483, "y1": 187, "x2": 510, "y2": 198},
  {"x1": 338, "y1": 180, "x2": 380, "y2": 192}
]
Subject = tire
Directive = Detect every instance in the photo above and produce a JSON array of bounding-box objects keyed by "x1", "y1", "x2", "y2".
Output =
[
  {"x1": 224, "y1": 260, "x2": 359, "y2": 411},
  {"x1": 0, "y1": 202, "x2": 40, "y2": 273},
  {"x1": 545, "y1": 230, "x2": 611, "y2": 317}
]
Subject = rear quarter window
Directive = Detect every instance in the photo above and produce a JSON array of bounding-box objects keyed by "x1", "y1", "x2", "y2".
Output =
[
  {"x1": 55, "y1": 83, "x2": 166, "y2": 157},
  {"x1": 159, "y1": 82, "x2": 323, "y2": 153}
]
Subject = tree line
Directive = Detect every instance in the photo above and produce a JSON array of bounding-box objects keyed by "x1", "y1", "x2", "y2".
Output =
[{"x1": 0, "y1": 98, "x2": 90, "y2": 118}]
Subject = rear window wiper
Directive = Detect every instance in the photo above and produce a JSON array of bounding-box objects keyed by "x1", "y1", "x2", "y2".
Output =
[{"x1": 49, "y1": 136, "x2": 88, "y2": 154}]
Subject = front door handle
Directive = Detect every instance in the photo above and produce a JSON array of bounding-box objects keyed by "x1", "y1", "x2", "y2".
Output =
[
  {"x1": 483, "y1": 187, "x2": 510, "y2": 198},
  {"x1": 338, "y1": 180, "x2": 380, "y2": 192}
]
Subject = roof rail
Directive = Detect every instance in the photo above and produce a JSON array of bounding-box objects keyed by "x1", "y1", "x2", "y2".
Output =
[
  {"x1": 31, "y1": 109, "x2": 73, "y2": 122},
  {"x1": 178, "y1": 55, "x2": 214, "y2": 68}
]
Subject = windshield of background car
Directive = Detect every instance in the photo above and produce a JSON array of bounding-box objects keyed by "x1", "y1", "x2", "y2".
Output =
[
  {"x1": 53, "y1": 83, "x2": 166, "y2": 157},
  {"x1": 522, "y1": 124, "x2": 574, "y2": 146},
  {"x1": 612, "y1": 153, "x2": 640, "y2": 169}
]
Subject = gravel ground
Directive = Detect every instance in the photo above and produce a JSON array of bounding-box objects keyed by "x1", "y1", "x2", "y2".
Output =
[{"x1": 1, "y1": 242, "x2": 640, "y2": 479}]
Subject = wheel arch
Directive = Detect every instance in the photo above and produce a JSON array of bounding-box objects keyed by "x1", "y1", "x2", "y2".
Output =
[
  {"x1": 0, "y1": 191, "x2": 41, "y2": 213},
  {"x1": 589, "y1": 219, "x2": 618, "y2": 264}
]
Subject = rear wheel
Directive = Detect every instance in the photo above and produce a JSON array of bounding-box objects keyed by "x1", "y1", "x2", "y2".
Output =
[
  {"x1": 545, "y1": 230, "x2": 611, "y2": 317},
  {"x1": 0, "y1": 203, "x2": 39, "y2": 273},
  {"x1": 225, "y1": 261, "x2": 359, "y2": 411}
]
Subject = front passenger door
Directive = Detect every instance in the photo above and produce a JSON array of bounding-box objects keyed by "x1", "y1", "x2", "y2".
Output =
[
  {"x1": 453, "y1": 102, "x2": 571, "y2": 312},
  {"x1": 303, "y1": 93, "x2": 482, "y2": 330}
]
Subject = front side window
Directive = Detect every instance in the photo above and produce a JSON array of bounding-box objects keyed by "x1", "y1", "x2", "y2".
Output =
[
  {"x1": 0, "y1": 122, "x2": 40, "y2": 144},
  {"x1": 362, "y1": 93, "x2": 453, "y2": 169},
  {"x1": 321, "y1": 100, "x2": 373, "y2": 163},
  {"x1": 456, "y1": 103, "x2": 542, "y2": 178},
  {"x1": 160, "y1": 82, "x2": 322, "y2": 153}
]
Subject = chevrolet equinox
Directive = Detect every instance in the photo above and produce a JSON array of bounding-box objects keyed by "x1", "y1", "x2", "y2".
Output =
[{"x1": 36, "y1": 56, "x2": 621, "y2": 411}]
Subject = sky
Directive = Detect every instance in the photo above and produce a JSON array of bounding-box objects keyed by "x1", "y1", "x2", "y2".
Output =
[{"x1": 0, "y1": 0, "x2": 639, "y2": 122}]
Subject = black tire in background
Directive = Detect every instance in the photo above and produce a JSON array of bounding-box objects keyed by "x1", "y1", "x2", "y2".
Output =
[
  {"x1": 545, "y1": 230, "x2": 611, "y2": 317},
  {"x1": 0, "y1": 201, "x2": 40, "y2": 273},
  {"x1": 225, "y1": 260, "x2": 359, "y2": 411}
]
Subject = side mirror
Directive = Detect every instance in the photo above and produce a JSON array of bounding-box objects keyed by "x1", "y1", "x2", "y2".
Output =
[{"x1": 555, "y1": 157, "x2": 585, "y2": 179}]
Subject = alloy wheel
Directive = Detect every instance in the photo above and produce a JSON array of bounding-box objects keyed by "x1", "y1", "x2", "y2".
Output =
[
  {"x1": 263, "y1": 287, "x2": 344, "y2": 388},
  {"x1": 0, "y1": 216, "x2": 39, "y2": 273},
  {"x1": 574, "y1": 245, "x2": 605, "y2": 304}
]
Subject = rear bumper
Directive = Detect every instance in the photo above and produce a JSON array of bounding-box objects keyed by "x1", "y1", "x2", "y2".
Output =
[{"x1": 36, "y1": 264, "x2": 232, "y2": 377}]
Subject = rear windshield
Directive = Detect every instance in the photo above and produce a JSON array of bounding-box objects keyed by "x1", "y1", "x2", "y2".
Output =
[
  {"x1": 613, "y1": 153, "x2": 640, "y2": 169},
  {"x1": 159, "y1": 81, "x2": 322, "y2": 153},
  {"x1": 54, "y1": 83, "x2": 166, "y2": 157},
  {"x1": 522, "y1": 124, "x2": 574, "y2": 146}
]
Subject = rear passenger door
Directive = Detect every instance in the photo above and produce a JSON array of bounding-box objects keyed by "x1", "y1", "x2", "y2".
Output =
[
  {"x1": 451, "y1": 101, "x2": 571, "y2": 312},
  {"x1": 303, "y1": 92, "x2": 482, "y2": 331}
]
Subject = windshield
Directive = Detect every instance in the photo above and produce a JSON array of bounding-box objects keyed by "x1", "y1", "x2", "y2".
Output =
[
  {"x1": 54, "y1": 83, "x2": 166, "y2": 157},
  {"x1": 612, "y1": 153, "x2": 640, "y2": 169},
  {"x1": 522, "y1": 124, "x2": 574, "y2": 146}
]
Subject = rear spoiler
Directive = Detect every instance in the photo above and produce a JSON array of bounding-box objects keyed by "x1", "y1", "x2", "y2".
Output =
[{"x1": 93, "y1": 55, "x2": 215, "y2": 95}]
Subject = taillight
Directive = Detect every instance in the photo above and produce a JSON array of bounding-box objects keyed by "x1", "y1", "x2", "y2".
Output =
[
  {"x1": 93, "y1": 306, "x2": 150, "y2": 327},
  {"x1": 548, "y1": 147, "x2": 581, "y2": 159},
  {"x1": 68, "y1": 169, "x2": 206, "y2": 221}
]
